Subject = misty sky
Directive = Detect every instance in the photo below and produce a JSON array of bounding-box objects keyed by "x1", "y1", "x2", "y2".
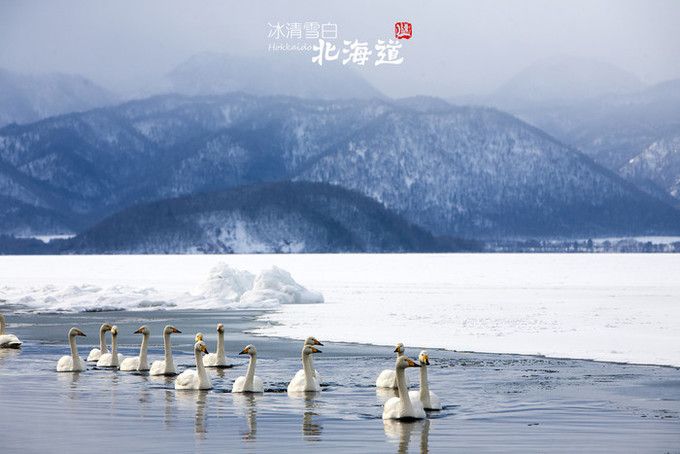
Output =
[{"x1": 1, "y1": 0, "x2": 679, "y2": 98}]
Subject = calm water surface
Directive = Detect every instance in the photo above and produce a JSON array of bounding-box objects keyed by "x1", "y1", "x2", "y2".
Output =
[{"x1": 0, "y1": 311, "x2": 678, "y2": 453}]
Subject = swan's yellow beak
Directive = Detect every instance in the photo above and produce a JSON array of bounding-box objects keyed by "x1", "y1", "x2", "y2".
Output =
[
  {"x1": 172, "y1": 327, "x2": 182, "y2": 334},
  {"x1": 239, "y1": 347, "x2": 249, "y2": 355},
  {"x1": 200, "y1": 344, "x2": 209, "y2": 354},
  {"x1": 406, "y1": 358, "x2": 420, "y2": 368},
  {"x1": 310, "y1": 347, "x2": 322, "y2": 354},
  {"x1": 420, "y1": 355, "x2": 430, "y2": 365},
  {"x1": 312, "y1": 338, "x2": 323, "y2": 346},
  {"x1": 134, "y1": 327, "x2": 144, "y2": 334}
]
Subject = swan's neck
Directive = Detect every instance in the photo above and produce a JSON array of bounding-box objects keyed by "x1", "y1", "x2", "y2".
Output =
[
  {"x1": 396, "y1": 366, "x2": 414, "y2": 413},
  {"x1": 245, "y1": 353, "x2": 256, "y2": 388},
  {"x1": 69, "y1": 334, "x2": 79, "y2": 364},
  {"x1": 397, "y1": 350, "x2": 404, "y2": 358},
  {"x1": 216, "y1": 330, "x2": 225, "y2": 360},
  {"x1": 163, "y1": 333, "x2": 174, "y2": 369},
  {"x1": 302, "y1": 352, "x2": 314, "y2": 388},
  {"x1": 99, "y1": 327, "x2": 108, "y2": 353},
  {"x1": 139, "y1": 333, "x2": 149, "y2": 369},
  {"x1": 419, "y1": 364, "x2": 430, "y2": 401},
  {"x1": 111, "y1": 333, "x2": 118, "y2": 358},
  {"x1": 195, "y1": 349, "x2": 209, "y2": 386},
  {"x1": 0, "y1": 317, "x2": 5, "y2": 335}
]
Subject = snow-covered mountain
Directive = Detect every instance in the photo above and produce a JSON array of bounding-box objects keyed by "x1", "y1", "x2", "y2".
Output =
[
  {"x1": 621, "y1": 135, "x2": 680, "y2": 203},
  {"x1": 154, "y1": 53, "x2": 383, "y2": 100},
  {"x1": 485, "y1": 58, "x2": 680, "y2": 204},
  {"x1": 59, "y1": 182, "x2": 459, "y2": 253},
  {"x1": 0, "y1": 93, "x2": 678, "y2": 240},
  {"x1": 0, "y1": 68, "x2": 116, "y2": 127}
]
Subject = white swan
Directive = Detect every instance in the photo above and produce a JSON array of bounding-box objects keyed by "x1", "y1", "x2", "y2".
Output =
[
  {"x1": 232, "y1": 344, "x2": 264, "y2": 393},
  {"x1": 292, "y1": 336, "x2": 323, "y2": 383},
  {"x1": 119, "y1": 325, "x2": 150, "y2": 371},
  {"x1": 57, "y1": 327, "x2": 87, "y2": 372},
  {"x1": 150, "y1": 325, "x2": 181, "y2": 376},
  {"x1": 204, "y1": 323, "x2": 230, "y2": 368},
  {"x1": 0, "y1": 314, "x2": 22, "y2": 349},
  {"x1": 287, "y1": 343, "x2": 322, "y2": 393},
  {"x1": 175, "y1": 340, "x2": 212, "y2": 390},
  {"x1": 376, "y1": 343, "x2": 409, "y2": 389},
  {"x1": 86, "y1": 323, "x2": 112, "y2": 361},
  {"x1": 96, "y1": 325, "x2": 124, "y2": 367},
  {"x1": 409, "y1": 350, "x2": 442, "y2": 411},
  {"x1": 382, "y1": 355, "x2": 425, "y2": 420}
]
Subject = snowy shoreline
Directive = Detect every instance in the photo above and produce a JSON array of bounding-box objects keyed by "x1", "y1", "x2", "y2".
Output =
[{"x1": 1, "y1": 253, "x2": 678, "y2": 367}]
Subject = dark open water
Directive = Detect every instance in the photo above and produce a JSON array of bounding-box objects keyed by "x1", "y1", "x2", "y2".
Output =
[{"x1": 0, "y1": 311, "x2": 678, "y2": 453}]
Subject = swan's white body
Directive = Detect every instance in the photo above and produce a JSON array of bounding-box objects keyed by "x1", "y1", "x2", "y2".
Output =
[
  {"x1": 408, "y1": 351, "x2": 442, "y2": 411},
  {"x1": 0, "y1": 315, "x2": 21, "y2": 349},
  {"x1": 376, "y1": 343, "x2": 408, "y2": 389},
  {"x1": 175, "y1": 341, "x2": 212, "y2": 390},
  {"x1": 232, "y1": 345, "x2": 264, "y2": 393},
  {"x1": 204, "y1": 323, "x2": 230, "y2": 367},
  {"x1": 287, "y1": 343, "x2": 322, "y2": 393},
  {"x1": 382, "y1": 356, "x2": 426, "y2": 420},
  {"x1": 57, "y1": 328, "x2": 87, "y2": 372},
  {"x1": 86, "y1": 323, "x2": 112, "y2": 362},
  {"x1": 120, "y1": 326, "x2": 150, "y2": 371},
  {"x1": 150, "y1": 325, "x2": 181, "y2": 376},
  {"x1": 97, "y1": 326, "x2": 123, "y2": 367}
]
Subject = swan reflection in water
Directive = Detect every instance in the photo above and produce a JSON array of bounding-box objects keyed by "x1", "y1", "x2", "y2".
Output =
[
  {"x1": 175, "y1": 389, "x2": 209, "y2": 438},
  {"x1": 56, "y1": 366, "x2": 82, "y2": 401},
  {"x1": 232, "y1": 393, "x2": 260, "y2": 441},
  {"x1": 288, "y1": 391, "x2": 323, "y2": 441},
  {"x1": 384, "y1": 418, "x2": 431, "y2": 454},
  {"x1": 302, "y1": 394, "x2": 323, "y2": 441}
]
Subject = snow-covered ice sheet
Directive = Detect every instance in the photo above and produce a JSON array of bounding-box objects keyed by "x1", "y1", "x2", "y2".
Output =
[
  {"x1": 0, "y1": 254, "x2": 678, "y2": 366},
  {"x1": 0, "y1": 261, "x2": 322, "y2": 312}
]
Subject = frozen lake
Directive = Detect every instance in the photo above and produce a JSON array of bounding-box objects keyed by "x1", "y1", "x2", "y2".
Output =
[{"x1": 1, "y1": 254, "x2": 679, "y2": 366}]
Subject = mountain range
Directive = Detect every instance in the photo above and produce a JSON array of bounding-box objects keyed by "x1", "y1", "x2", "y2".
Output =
[
  {"x1": 1, "y1": 92, "x2": 679, "y2": 245},
  {"x1": 481, "y1": 58, "x2": 680, "y2": 206},
  {"x1": 56, "y1": 182, "x2": 474, "y2": 253}
]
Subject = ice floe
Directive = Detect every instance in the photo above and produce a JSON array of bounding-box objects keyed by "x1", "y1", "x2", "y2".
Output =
[{"x1": 0, "y1": 263, "x2": 322, "y2": 313}]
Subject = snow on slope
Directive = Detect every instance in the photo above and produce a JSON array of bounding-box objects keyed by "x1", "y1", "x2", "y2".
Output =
[{"x1": 0, "y1": 254, "x2": 677, "y2": 366}]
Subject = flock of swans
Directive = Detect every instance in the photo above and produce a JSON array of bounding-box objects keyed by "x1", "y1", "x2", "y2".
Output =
[{"x1": 0, "y1": 314, "x2": 441, "y2": 420}]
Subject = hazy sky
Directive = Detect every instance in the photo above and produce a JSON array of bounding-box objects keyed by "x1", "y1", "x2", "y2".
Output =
[{"x1": 1, "y1": 0, "x2": 679, "y2": 97}]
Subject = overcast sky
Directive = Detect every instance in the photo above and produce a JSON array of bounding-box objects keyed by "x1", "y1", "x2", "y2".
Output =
[{"x1": 1, "y1": 0, "x2": 679, "y2": 97}]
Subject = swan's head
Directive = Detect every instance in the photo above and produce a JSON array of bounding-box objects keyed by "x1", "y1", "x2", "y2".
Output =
[
  {"x1": 110, "y1": 325, "x2": 118, "y2": 337},
  {"x1": 216, "y1": 323, "x2": 224, "y2": 333},
  {"x1": 163, "y1": 325, "x2": 181, "y2": 335},
  {"x1": 194, "y1": 341, "x2": 209, "y2": 355},
  {"x1": 418, "y1": 350, "x2": 430, "y2": 366},
  {"x1": 239, "y1": 344, "x2": 257, "y2": 356},
  {"x1": 396, "y1": 355, "x2": 420, "y2": 370},
  {"x1": 133, "y1": 325, "x2": 149, "y2": 335},
  {"x1": 302, "y1": 344, "x2": 322, "y2": 356},
  {"x1": 69, "y1": 327, "x2": 86, "y2": 338},
  {"x1": 195, "y1": 332, "x2": 204, "y2": 342},
  {"x1": 304, "y1": 336, "x2": 323, "y2": 346},
  {"x1": 100, "y1": 323, "x2": 113, "y2": 332},
  {"x1": 394, "y1": 342, "x2": 405, "y2": 354}
]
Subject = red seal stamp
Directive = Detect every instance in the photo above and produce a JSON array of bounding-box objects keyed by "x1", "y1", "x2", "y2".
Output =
[{"x1": 394, "y1": 21, "x2": 412, "y2": 40}]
